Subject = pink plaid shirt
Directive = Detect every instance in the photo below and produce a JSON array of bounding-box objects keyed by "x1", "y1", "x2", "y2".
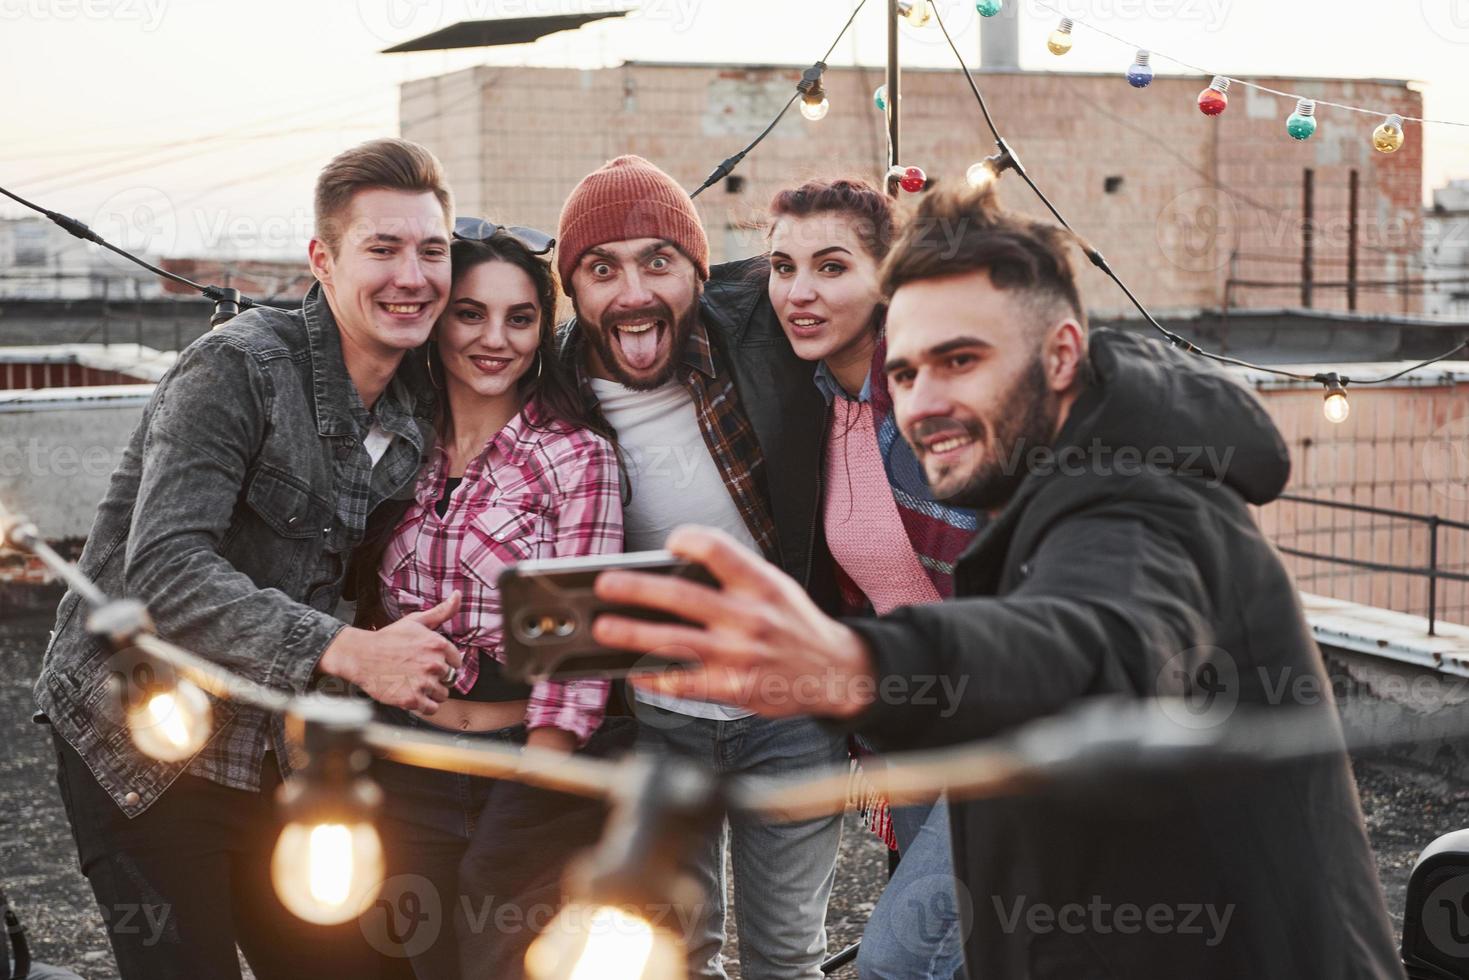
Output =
[{"x1": 379, "y1": 401, "x2": 622, "y2": 743}]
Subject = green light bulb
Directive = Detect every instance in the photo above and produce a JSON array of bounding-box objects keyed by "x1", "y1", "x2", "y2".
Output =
[
  {"x1": 977, "y1": 0, "x2": 1003, "y2": 16},
  {"x1": 1286, "y1": 99, "x2": 1317, "y2": 141}
]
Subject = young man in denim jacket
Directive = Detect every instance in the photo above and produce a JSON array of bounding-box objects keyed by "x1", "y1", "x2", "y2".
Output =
[{"x1": 34, "y1": 138, "x2": 464, "y2": 980}]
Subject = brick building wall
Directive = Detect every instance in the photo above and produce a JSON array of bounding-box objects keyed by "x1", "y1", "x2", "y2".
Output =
[{"x1": 401, "y1": 62, "x2": 1423, "y2": 317}]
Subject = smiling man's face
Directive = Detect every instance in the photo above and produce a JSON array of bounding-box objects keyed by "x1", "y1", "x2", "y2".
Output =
[
  {"x1": 569, "y1": 238, "x2": 701, "y2": 390},
  {"x1": 884, "y1": 268, "x2": 1065, "y2": 512}
]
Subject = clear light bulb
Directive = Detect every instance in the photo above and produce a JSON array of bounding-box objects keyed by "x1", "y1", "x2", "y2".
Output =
[
  {"x1": 271, "y1": 820, "x2": 385, "y2": 925},
  {"x1": 897, "y1": 0, "x2": 933, "y2": 27},
  {"x1": 1127, "y1": 50, "x2": 1153, "y2": 88},
  {"x1": 1373, "y1": 114, "x2": 1405, "y2": 153},
  {"x1": 976, "y1": 0, "x2": 1003, "y2": 16},
  {"x1": 967, "y1": 160, "x2": 998, "y2": 190},
  {"x1": 1047, "y1": 18, "x2": 1074, "y2": 55},
  {"x1": 1197, "y1": 75, "x2": 1230, "y2": 116},
  {"x1": 799, "y1": 95, "x2": 829, "y2": 121},
  {"x1": 127, "y1": 679, "x2": 211, "y2": 762},
  {"x1": 1286, "y1": 98, "x2": 1317, "y2": 141},
  {"x1": 524, "y1": 904, "x2": 687, "y2": 980},
  {"x1": 1323, "y1": 391, "x2": 1350, "y2": 424}
]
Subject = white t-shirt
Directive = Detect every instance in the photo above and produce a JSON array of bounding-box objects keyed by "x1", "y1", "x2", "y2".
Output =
[{"x1": 590, "y1": 377, "x2": 757, "y2": 721}]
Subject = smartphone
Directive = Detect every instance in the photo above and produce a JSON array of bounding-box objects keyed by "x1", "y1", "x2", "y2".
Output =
[{"x1": 498, "y1": 550, "x2": 717, "y2": 682}]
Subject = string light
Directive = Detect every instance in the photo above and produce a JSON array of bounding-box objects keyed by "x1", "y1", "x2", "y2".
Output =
[
  {"x1": 1047, "y1": 17, "x2": 1074, "y2": 55},
  {"x1": 899, "y1": 165, "x2": 928, "y2": 193},
  {"x1": 1197, "y1": 75, "x2": 1230, "y2": 116},
  {"x1": 1286, "y1": 99, "x2": 1318, "y2": 141},
  {"x1": 1126, "y1": 50, "x2": 1153, "y2": 88},
  {"x1": 966, "y1": 140, "x2": 1022, "y2": 190},
  {"x1": 1320, "y1": 374, "x2": 1351, "y2": 423},
  {"x1": 873, "y1": 84, "x2": 888, "y2": 111},
  {"x1": 1373, "y1": 114, "x2": 1406, "y2": 153},
  {"x1": 897, "y1": 0, "x2": 933, "y2": 27},
  {"x1": 126, "y1": 676, "x2": 212, "y2": 763},
  {"x1": 799, "y1": 74, "x2": 830, "y2": 122},
  {"x1": 271, "y1": 699, "x2": 386, "y2": 926},
  {"x1": 977, "y1": 0, "x2": 1003, "y2": 16}
]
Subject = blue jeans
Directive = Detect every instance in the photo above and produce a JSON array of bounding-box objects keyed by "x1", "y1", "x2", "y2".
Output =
[
  {"x1": 634, "y1": 704, "x2": 848, "y2": 980},
  {"x1": 857, "y1": 799, "x2": 968, "y2": 980}
]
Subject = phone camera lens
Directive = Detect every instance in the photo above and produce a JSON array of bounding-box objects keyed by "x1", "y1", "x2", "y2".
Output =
[
  {"x1": 522, "y1": 615, "x2": 544, "y2": 639},
  {"x1": 553, "y1": 617, "x2": 575, "y2": 637}
]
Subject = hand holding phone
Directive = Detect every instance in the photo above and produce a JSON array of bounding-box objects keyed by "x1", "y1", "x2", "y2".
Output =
[{"x1": 498, "y1": 550, "x2": 716, "y2": 682}]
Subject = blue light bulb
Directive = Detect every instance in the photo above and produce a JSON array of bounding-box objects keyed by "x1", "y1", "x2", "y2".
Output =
[
  {"x1": 977, "y1": 0, "x2": 1003, "y2": 16},
  {"x1": 1126, "y1": 49, "x2": 1153, "y2": 88},
  {"x1": 1286, "y1": 98, "x2": 1318, "y2": 141}
]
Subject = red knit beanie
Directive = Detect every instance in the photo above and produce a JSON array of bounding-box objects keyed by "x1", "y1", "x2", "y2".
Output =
[{"x1": 557, "y1": 155, "x2": 710, "y2": 287}]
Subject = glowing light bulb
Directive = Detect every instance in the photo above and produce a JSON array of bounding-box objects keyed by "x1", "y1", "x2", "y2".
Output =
[
  {"x1": 967, "y1": 160, "x2": 998, "y2": 190},
  {"x1": 799, "y1": 95, "x2": 829, "y2": 122},
  {"x1": 1324, "y1": 390, "x2": 1350, "y2": 424},
  {"x1": 127, "y1": 679, "x2": 211, "y2": 762},
  {"x1": 1047, "y1": 18, "x2": 1074, "y2": 55},
  {"x1": 897, "y1": 0, "x2": 933, "y2": 27},
  {"x1": 976, "y1": 0, "x2": 1003, "y2": 16},
  {"x1": 1286, "y1": 98, "x2": 1317, "y2": 141},
  {"x1": 524, "y1": 904, "x2": 686, "y2": 980},
  {"x1": 899, "y1": 166, "x2": 928, "y2": 193},
  {"x1": 873, "y1": 85, "x2": 887, "y2": 111},
  {"x1": 1373, "y1": 114, "x2": 1405, "y2": 153},
  {"x1": 1197, "y1": 75, "x2": 1230, "y2": 116},
  {"x1": 1127, "y1": 50, "x2": 1153, "y2": 88},
  {"x1": 271, "y1": 820, "x2": 385, "y2": 925}
]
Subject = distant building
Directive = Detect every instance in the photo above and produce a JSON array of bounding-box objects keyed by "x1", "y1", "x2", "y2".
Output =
[
  {"x1": 0, "y1": 217, "x2": 162, "y2": 300},
  {"x1": 159, "y1": 258, "x2": 312, "y2": 305},
  {"x1": 1424, "y1": 179, "x2": 1469, "y2": 319},
  {"x1": 401, "y1": 62, "x2": 1425, "y2": 318}
]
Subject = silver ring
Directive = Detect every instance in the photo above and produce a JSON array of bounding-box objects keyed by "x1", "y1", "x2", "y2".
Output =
[{"x1": 443, "y1": 666, "x2": 459, "y2": 686}]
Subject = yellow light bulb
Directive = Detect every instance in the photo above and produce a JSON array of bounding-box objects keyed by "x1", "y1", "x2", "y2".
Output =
[
  {"x1": 1372, "y1": 114, "x2": 1405, "y2": 153},
  {"x1": 799, "y1": 96, "x2": 829, "y2": 122},
  {"x1": 966, "y1": 160, "x2": 998, "y2": 190},
  {"x1": 525, "y1": 904, "x2": 687, "y2": 980},
  {"x1": 897, "y1": 0, "x2": 933, "y2": 27},
  {"x1": 1323, "y1": 391, "x2": 1350, "y2": 424},
  {"x1": 127, "y1": 680, "x2": 212, "y2": 762},
  {"x1": 271, "y1": 820, "x2": 384, "y2": 925},
  {"x1": 1047, "y1": 18, "x2": 1074, "y2": 55}
]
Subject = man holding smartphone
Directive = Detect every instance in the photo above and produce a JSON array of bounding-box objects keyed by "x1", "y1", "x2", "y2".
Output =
[
  {"x1": 551, "y1": 155, "x2": 847, "y2": 980},
  {"x1": 35, "y1": 139, "x2": 465, "y2": 979},
  {"x1": 591, "y1": 185, "x2": 1403, "y2": 979}
]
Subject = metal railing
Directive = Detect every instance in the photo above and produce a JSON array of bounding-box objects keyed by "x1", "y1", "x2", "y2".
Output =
[{"x1": 1264, "y1": 493, "x2": 1469, "y2": 636}]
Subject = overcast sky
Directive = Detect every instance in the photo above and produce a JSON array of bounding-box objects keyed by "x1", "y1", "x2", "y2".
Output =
[{"x1": 4, "y1": 0, "x2": 1468, "y2": 259}]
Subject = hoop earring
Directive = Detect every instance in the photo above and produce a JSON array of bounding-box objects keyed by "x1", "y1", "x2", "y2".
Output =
[
  {"x1": 535, "y1": 351, "x2": 543, "y2": 383},
  {"x1": 425, "y1": 347, "x2": 440, "y2": 388}
]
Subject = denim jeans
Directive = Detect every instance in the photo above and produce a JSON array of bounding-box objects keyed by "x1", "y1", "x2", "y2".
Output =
[
  {"x1": 634, "y1": 703, "x2": 848, "y2": 980},
  {"x1": 856, "y1": 798, "x2": 968, "y2": 980}
]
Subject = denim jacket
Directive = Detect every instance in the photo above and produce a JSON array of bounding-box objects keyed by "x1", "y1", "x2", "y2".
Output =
[{"x1": 34, "y1": 284, "x2": 433, "y2": 817}]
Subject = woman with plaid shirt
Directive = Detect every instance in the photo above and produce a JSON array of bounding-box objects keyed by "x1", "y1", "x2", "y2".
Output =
[{"x1": 353, "y1": 228, "x2": 628, "y2": 980}]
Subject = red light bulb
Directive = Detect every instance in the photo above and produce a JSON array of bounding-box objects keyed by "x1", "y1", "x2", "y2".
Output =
[
  {"x1": 900, "y1": 166, "x2": 927, "y2": 193},
  {"x1": 1197, "y1": 75, "x2": 1230, "y2": 117}
]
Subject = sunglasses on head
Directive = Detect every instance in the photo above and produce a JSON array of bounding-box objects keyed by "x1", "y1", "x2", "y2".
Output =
[{"x1": 453, "y1": 217, "x2": 556, "y2": 255}]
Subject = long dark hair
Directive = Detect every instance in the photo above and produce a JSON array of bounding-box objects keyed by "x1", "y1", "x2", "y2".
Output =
[{"x1": 347, "y1": 232, "x2": 618, "y2": 626}]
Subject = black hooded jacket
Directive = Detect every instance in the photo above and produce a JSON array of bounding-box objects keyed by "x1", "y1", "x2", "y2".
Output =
[{"x1": 846, "y1": 330, "x2": 1403, "y2": 979}]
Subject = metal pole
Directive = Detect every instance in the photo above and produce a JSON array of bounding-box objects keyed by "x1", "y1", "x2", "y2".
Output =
[
  {"x1": 1302, "y1": 168, "x2": 1314, "y2": 309},
  {"x1": 1348, "y1": 169, "x2": 1360, "y2": 312},
  {"x1": 886, "y1": 0, "x2": 901, "y2": 185},
  {"x1": 1429, "y1": 516, "x2": 1440, "y2": 637}
]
